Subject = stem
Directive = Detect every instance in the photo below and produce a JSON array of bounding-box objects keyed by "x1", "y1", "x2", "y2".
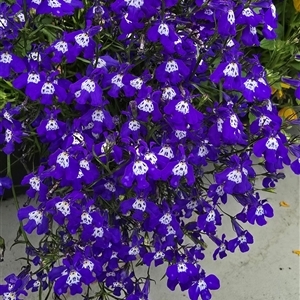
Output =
[{"x1": 6, "y1": 154, "x2": 34, "y2": 251}]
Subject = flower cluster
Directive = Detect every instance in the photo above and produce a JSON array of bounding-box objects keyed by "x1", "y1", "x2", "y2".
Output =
[{"x1": 0, "y1": 0, "x2": 299, "y2": 300}]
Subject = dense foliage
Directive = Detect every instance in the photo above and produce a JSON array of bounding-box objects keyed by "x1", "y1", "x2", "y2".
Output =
[{"x1": 0, "y1": 1, "x2": 300, "y2": 300}]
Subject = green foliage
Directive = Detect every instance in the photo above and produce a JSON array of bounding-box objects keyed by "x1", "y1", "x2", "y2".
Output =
[{"x1": 258, "y1": 0, "x2": 300, "y2": 108}]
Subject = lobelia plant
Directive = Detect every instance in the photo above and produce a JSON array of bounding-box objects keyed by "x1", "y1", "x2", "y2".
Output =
[{"x1": 0, "y1": 0, "x2": 300, "y2": 300}]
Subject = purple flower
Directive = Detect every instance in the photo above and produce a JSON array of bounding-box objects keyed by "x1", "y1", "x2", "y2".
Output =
[
  {"x1": 215, "y1": 154, "x2": 255, "y2": 194},
  {"x1": 105, "y1": 270, "x2": 134, "y2": 297},
  {"x1": 120, "y1": 193, "x2": 159, "y2": 222},
  {"x1": 48, "y1": 149, "x2": 80, "y2": 181},
  {"x1": 36, "y1": 108, "x2": 66, "y2": 142},
  {"x1": 211, "y1": 234, "x2": 228, "y2": 260},
  {"x1": 1, "y1": 124, "x2": 23, "y2": 154},
  {"x1": 65, "y1": 22, "x2": 101, "y2": 60},
  {"x1": 217, "y1": 9, "x2": 236, "y2": 36},
  {"x1": 17, "y1": 206, "x2": 49, "y2": 235},
  {"x1": 188, "y1": 273, "x2": 220, "y2": 300},
  {"x1": 70, "y1": 76, "x2": 103, "y2": 106},
  {"x1": 0, "y1": 176, "x2": 12, "y2": 196},
  {"x1": 253, "y1": 132, "x2": 288, "y2": 163},
  {"x1": 227, "y1": 221, "x2": 254, "y2": 253},
  {"x1": 36, "y1": 0, "x2": 83, "y2": 16},
  {"x1": 0, "y1": 51, "x2": 25, "y2": 78},
  {"x1": 197, "y1": 203, "x2": 222, "y2": 234},
  {"x1": 247, "y1": 199, "x2": 274, "y2": 226},
  {"x1": 48, "y1": 252, "x2": 95, "y2": 296},
  {"x1": 121, "y1": 156, "x2": 160, "y2": 190},
  {"x1": 156, "y1": 59, "x2": 190, "y2": 84},
  {"x1": 147, "y1": 22, "x2": 179, "y2": 54},
  {"x1": 26, "y1": 272, "x2": 48, "y2": 293},
  {"x1": 21, "y1": 166, "x2": 49, "y2": 201},
  {"x1": 166, "y1": 262, "x2": 198, "y2": 291},
  {"x1": 210, "y1": 53, "x2": 242, "y2": 90},
  {"x1": 80, "y1": 106, "x2": 114, "y2": 134},
  {"x1": 0, "y1": 273, "x2": 28, "y2": 300}
]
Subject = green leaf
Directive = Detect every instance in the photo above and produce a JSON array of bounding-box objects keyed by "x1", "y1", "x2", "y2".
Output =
[
  {"x1": 290, "y1": 62, "x2": 300, "y2": 71},
  {"x1": 275, "y1": 23, "x2": 284, "y2": 39},
  {"x1": 260, "y1": 39, "x2": 276, "y2": 50},
  {"x1": 248, "y1": 113, "x2": 256, "y2": 124}
]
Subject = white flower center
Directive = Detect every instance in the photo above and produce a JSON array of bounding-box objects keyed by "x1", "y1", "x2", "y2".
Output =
[
  {"x1": 126, "y1": 0, "x2": 144, "y2": 8},
  {"x1": 223, "y1": 63, "x2": 239, "y2": 77},
  {"x1": 175, "y1": 101, "x2": 189, "y2": 114},
  {"x1": 0, "y1": 53, "x2": 12, "y2": 64},
  {"x1": 265, "y1": 137, "x2": 279, "y2": 150},
  {"x1": 80, "y1": 159, "x2": 90, "y2": 170},
  {"x1": 250, "y1": 26, "x2": 257, "y2": 35},
  {"x1": 29, "y1": 176, "x2": 40, "y2": 191},
  {"x1": 111, "y1": 74, "x2": 124, "y2": 88},
  {"x1": 162, "y1": 87, "x2": 176, "y2": 100},
  {"x1": 158, "y1": 23, "x2": 169, "y2": 36},
  {"x1": 5, "y1": 129, "x2": 12, "y2": 143},
  {"x1": 41, "y1": 82, "x2": 55, "y2": 95},
  {"x1": 129, "y1": 246, "x2": 140, "y2": 256},
  {"x1": 83, "y1": 260, "x2": 94, "y2": 271},
  {"x1": 46, "y1": 119, "x2": 59, "y2": 130},
  {"x1": 75, "y1": 33, "x2": 90, "y2": 47},
  {"x1": 238, "y1": 235, "x2": 247, "y2": 243},
  {"x1": 175, "y1": 130, "x2": 186, "y2": 139},
  {"x1": 54, "y1": 41, "x2": 68, "y2": 53},
  {"x1": 3, "y1": 292, "x2": 16, "y2": 300},
  {"x1": 172, "y1": 161, "x2": 188, "y2": 176},
  {"x1": 165, "y1": 60, "x2": 179, "y2": 73},
  {"x1": 144, "y1": 152, "x2": 157, "y2": 165},
  {"x1": 66, "y1": 271, "x2": 81, "y2": 286},
  {"x1": 187, "y1": 200, "x2": 198, "y2": 210},
  {"x1": 81, "y1": 79, "x2": 95, "y2": 93},
  {"x1": 47, "y1": 0, "x2": 61, "y2": 8},
  {"x1": 255, "y1": 205, "x2": 264, "y2": 216},
  {"x1": 258, "y1": 115, "x2": 271, "y2": 127},
  {"x1": 104, "y1": 182, "x2": 116, "y2": 192},
  {"x1": 159, "y1": 213, "x2": 172, "y2": 225},
  {"x1": 128, "y1": 120, "x2": 140, "y2": 131},
  {"x1": 177, "y1": 263, "x2": 187, "y2": 273},
  {"x1": 133, "y1": 160, "x2": 148, "y2": 175},
  {"x1": 132, "y1": 198, "x2": 146, "y2": 211},
  {"x1": 244, "y1": 79, "x2": 258, "y2": 92},
  {"x1": 154, "y1": 251, "x2": 165, "y2": 260},
  {"x1": 95, "y1": 58, "x2": 106, "y2": 68},
  {"x1": 198, "y1": 145, "x2": 209, "y2": 157},
  {"x1": 206, "y1": 210, "x2": 216, "y2": 222},
  {"x1": 28, "y1": 210, "x2": 43, "y2": 225},
  {"x1": 227, "y1": 10, "x2": 235, "y2": 25},
  {"x1": 55, "y1": 201, "x2": 71, "y2": 216},
  {"x1": 0, "y1": 17, "x2": 8, "y2": 29},
  {"x1": 216, "y1": 185, "x2": 224, "y2": 196},
  {"x1": 197, "y1": 279, "x2": 207, "y2": 291},
  {"x1": 72, "y1": 132, "x2": 84, "y2": 145},
  {"x1": 158, "y1": 145, "x2": 174, "y2": 159},
  {"x1": 56, "y1": 152, "x2": 69, "y2": 168},
  {"x1": 138, "y1": 99, "x2": 154, "y2": 113},
  {"x1": 242, "y1": 8, "x2": 254, "y2": 17},
  {"x1": 27, "y1": 73, "x2": 40, "y2": 84},
  {"x1": 130, "y1": 78, "x2": 143, "y2": 89},
  {"x1": 93, "y1": 227, "x2": 104, "y2": 238},
  {"x1": 230, "y1": 114, "x2": 238, "y2": 129},
  {"x1": 92, "y1": 109, "x2": 104, "y2": 122},
  {"x1": 81, "y1": 212, "x2": 93, "y2": 225},
  {"x1": 227, "y1": 170, "x2": 242, "y2": 184}
]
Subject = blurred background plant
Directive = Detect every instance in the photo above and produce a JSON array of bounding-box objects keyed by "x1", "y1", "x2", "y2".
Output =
[{"x1": 259, "y1": 0, "x2": 300, "y2": 118}]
